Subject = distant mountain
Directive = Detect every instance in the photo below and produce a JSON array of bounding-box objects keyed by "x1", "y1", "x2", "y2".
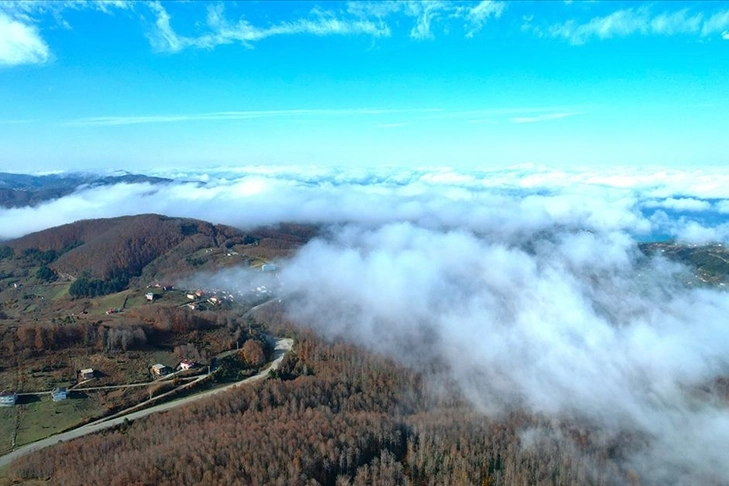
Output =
[{"x1": 0, "y1": 171, "x2": 171, "y2": 208}]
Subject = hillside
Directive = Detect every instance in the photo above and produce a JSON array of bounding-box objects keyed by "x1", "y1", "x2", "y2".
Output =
[
  {"x1": 4, "y1": 215, "x2": 317, "y2": 288},
  {"x1": 0, "y1": 172, "x2": 170, "y2": 208},
  {"x1": 639, "y1": 242, "x2": 729, "y2": 284}
]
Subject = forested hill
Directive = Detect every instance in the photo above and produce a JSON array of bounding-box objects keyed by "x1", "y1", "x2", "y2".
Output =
[
  {"x1": 3, "y1": 215, "x2": 318, "y2": 289},
  {"x1": 0, "y1": 172, "x2": 170, "y2": 208}
]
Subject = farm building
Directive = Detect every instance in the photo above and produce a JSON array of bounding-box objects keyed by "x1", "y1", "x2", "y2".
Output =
[
  {"x1": 151, "y1": 364, "x2": 170, "y2": 377},
  {"x1": 79, "y1": 368, "x2": 95, "y2": 380},
  {"x1": 179, "y1": 359, "x2": 196, "y2": 371},
  {"x1": 145, "y1": 292, "x2": 155, "y2": 301},
  {"x1": 0, "y1": 390, "x2": 17, "y2": 407},
  {"x1": 52, "y1": 387, "x2": 68, "y2": 402}
]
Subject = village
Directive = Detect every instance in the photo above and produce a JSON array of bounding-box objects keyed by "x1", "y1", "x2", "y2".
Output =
[
  {"x1": 1, "y1": 265, "x2": 280, "y2": 409},
  {"x1": 0, "y1": 260, "x2": 282, "y2": 457}
]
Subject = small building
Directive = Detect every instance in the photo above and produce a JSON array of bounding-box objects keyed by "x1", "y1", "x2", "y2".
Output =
[
  {"x1": 145, "y1": 292, "x2": 155, "y2": 301},
  {"x1": 151, "y1": 364, "x2": 170, "y2": 377},
  {"x1": 261, "y1": 263, "x2": 277, "y2": 272},
  {"x1": 51, "y1": 387, "x2": 68, "y2": 402},
  {"x1": 0, "y1": 390, "x2": 17, "y2": 407},
  {"x1": 179, "y1": 359, "x2": 196, "y2": 371},
  {"x1": 208, "y1": 296, "x2": 220, "y2": 305},
  {"x1": 187, "y1": 293, "x2": 196, "y2": 300},
  {"x1": 79, "y1": 368, "x2": 95, "y2": 380},
  {"x1": 186, "y1": 302, "x2": 197, "y2": 310}
]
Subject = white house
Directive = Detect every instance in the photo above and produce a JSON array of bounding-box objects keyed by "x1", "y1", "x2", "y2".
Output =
[
  {"x1": 79, "y1": 368, "x2": 95, "y2": 380},
  {"x1": 151, "y1": 364, "x2": 170, "y2": 377},
  {"x1": 0, "y1": 390, "x2": 17, "y2": 407},
  {"x1": 52, "y1": 387, "x2": 68, "y2": 402},
  {"x1": 179, "y1": 359, "x2": 196, "y2": 371}
]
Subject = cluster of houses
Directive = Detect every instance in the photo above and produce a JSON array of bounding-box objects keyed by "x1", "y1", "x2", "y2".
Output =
[
  {"x1": 0, "y1": 360, "x2": 199, "y2": 407},
  {"x1": 150, "y1": 359, "x2": 196, "y2": 378}
]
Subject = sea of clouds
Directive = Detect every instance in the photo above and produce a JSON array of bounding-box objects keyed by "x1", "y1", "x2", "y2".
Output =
[
  {"x1": 3, "y1": 164, "x2": 729, "y2": 242},
  {"x1": 4, "y1": 164, "x2": 729, "y2": 483}
]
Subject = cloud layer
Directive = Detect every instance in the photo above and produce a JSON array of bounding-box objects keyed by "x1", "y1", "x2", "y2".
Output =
[
  {"x1": 279, "y1": 221, "x2": 729, "y2": 483},
  {"x1": 3, "y1": 165, "x2": 729, "y2": 243}
]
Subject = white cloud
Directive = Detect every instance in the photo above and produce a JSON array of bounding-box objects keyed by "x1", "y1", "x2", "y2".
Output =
[
  {"x1": 0, "y1": 11, "x2": 49, "y2": 66},
  {"x1": 545, "y1": 7, "x2": 729, "y2": 44},
  {"x1": 722, "y1": 30, "x2": 729, "y2": 40},
  {"x1": 147, "y1": 1, "x2": 390, "y2": 53},
  {"x1": 276, "y1": 218, "x2": 729, "y2": 483},
  {"x1": 65, "y1": 108, "x2": 440, "y2": 126},
  {"x1": 4, "y1": 165, "x2": 729, "y2": 243},
  {"x1": 461, "y1": 0, "x2": 507, "y2": 38},
  {"x1": 510, "y1": 112, "x2": 582, "y2": 123},
  {"x1": 347, "y1": 0, "x2": 505, "y2": 41},
  {"x1": 643, "y1": 197, "x2": 713, "y2": 212}
]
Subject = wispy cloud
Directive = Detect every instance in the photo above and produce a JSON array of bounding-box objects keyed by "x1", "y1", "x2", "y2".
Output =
[
  {"x1": 0, "y1": 11, "x2": 49, "y2": 66},
  {"x1": 63, "y1": 106, "x2": 590, "y2": 127},
  {"x1": 510, "y1": 112, "x2": 583, "y2": 123},
  {"x1": 374, "y1": 122, "x2": 408, "y2": 128},
  {"x1": 0, "y1": 118, "x2": 36, "y2": 124},
  {"x1": 350, "y1": 0, "x2": 506, "y2": 41},
  {"x1": 148, "y1": 2, "x2": 390, "y2": 53},
  {"x1": 65, "y1": 108, "x2": 442, "y2": 126},
  {"x1": 542, "y1": 7, "x2": 729, "y2": 44}
]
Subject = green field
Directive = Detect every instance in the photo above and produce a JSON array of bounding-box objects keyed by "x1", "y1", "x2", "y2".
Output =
[
  {"x1": 90, "y1": 290, "x2": 131, "y2": 315},
  {"x1": 14, "y1": 394, "x2": 104, "y2": 447},
  {"x1": 0, "y1": 407, "x2": 17, "y2": 454}
]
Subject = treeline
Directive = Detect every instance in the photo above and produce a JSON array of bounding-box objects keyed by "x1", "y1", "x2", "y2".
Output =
[
  {"x1": 69, "y1": 271, "x2": 130, "y2": 298},
  {"x1": 0, "y1": 320, "x2": 149, "y2": 357},
  {"x1": 7, "y1": 328, "x2": 636, "y2": 485},
  {"x1": 0, "y1": 305, "x2": 245, "y2": 359}
]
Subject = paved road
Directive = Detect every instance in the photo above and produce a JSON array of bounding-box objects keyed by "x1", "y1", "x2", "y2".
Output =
[{"x1": 0, "y1": 338, "x2": 293, "y2": 469}]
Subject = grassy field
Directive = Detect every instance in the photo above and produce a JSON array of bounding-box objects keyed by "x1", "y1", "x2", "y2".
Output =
[
  {"x1": 14, "y1": 394, "x2": 104, "y2": 447},
  {"x1": 0, "y1": 407, "x2": 17, "y2": 454},
  {"x1": 89, "y1": 290, "x2": 131, "y2": 316}
]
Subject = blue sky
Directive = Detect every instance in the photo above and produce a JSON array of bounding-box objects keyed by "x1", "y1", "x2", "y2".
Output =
[{"x1": 1, "y1": 0, "x2": 728, "y2": 172}]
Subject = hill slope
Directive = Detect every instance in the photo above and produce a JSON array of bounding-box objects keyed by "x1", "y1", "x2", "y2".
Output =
[{"x1": 0, "y1": 172, "x2": 170, "y2": 208}]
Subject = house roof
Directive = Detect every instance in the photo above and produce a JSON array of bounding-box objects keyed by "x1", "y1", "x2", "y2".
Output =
[{"x1": 0, "y1": 390, "x2": 16, "y2": 397}]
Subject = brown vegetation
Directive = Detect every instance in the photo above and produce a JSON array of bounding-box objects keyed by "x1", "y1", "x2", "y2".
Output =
[{"x1": 7, "y1": 323, "x2": 635, "y2": 486}]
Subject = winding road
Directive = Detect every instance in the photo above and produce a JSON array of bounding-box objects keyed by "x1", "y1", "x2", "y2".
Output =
[{"x1": 0, "y1": 337, "x2": 293, "y2": 469}]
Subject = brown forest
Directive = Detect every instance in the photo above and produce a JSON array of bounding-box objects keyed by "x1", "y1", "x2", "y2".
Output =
[{"x1": 6, "y1": 307, "x2": 638, "y2": 486}]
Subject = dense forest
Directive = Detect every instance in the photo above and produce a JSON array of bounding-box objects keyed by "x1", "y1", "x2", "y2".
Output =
[{"x1": 5, "y1": 306, "x2": 636, "y2": 486}]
